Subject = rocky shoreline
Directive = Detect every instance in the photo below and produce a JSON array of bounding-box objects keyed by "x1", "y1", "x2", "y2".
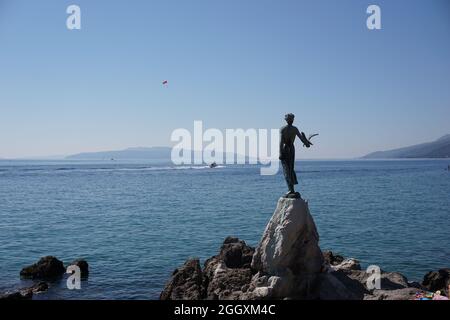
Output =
[{"x1": 160, "y1": 197, "x2": 450, "y2": 300}]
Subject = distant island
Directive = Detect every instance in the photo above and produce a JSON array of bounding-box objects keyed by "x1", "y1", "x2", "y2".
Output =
[
  {"x1": 362, "y1": 134, "x2": 450, "y2": 159},
  {"x1": 66, "y1": 147, "x2": 172, "y2": 160}
]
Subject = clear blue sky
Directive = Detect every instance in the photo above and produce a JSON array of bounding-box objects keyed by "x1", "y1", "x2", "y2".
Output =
[{"x1": 1, "y1": 0, "x2": 449, "y2": 158}]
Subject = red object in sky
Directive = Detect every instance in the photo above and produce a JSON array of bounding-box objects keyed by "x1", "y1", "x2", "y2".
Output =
[{"x1": 162, "y1": 80, "x2": 168, "y2": 85}]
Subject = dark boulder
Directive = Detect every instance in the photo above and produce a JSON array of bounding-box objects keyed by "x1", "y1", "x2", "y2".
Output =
[
  {"x1": 202, "y1": 237, "x2": 255, "y2": 299},
  {"x1": 220, "y1": 237, "x2": 254, "y2": 269},
  {"x1": 380, "y1": 272, "x2": 410, "y2": 290},
  {"x1": 71, "y1": 259, "x2": 89, "y2": 278},
  {"x1": 20, "y1": 256, "x2": 65, "y2": 279},
  {"x1": 422, "y1": 268, "x2": 450, "y2": 293},
  {"x1": 160, "y1": 237, "x2": 255, "y2": 300},
  {"x1": 160, "y1": 258, "x2": 204, "y2": 300},
  {"x1": 203, "y1": 265, "x2": 253, "y2": 300},
  {"x1": 407, "y1": 281, "x2": 426, "y2": 290},
  {"x1": 203, "y1": 259, "x2": 253, "y2": 300},
  {"x1": 323, "y1": 251, "x2": 344, "y2": 266},
  {"x1": 316, "y1": 272, "x2": 364, "y2": 300},
  {"x1": 329, "y1": 270, "x2": 369, "y2": 299}
]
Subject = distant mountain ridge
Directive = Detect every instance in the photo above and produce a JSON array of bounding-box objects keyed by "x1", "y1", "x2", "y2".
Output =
[
  {"x1": 66, "y1": 147, "x2": 172, "y2": 160},
  {"x1": 66, "y1": 147, "x2": 253, "y2": 162},
  {"x1": 58, "y1": 134, "x2": 450, "y2": 160},
  {"x1": 363, "y1": 134, "x2": 450, "y2": 159}
]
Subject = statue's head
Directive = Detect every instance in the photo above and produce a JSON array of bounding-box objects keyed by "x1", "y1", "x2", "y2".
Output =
[{"x1": 284, "y1": 113, "x2": 295, "y2": 125}]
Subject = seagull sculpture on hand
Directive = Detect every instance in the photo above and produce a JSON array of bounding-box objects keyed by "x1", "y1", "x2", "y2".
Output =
[{"x1": 300, "y1": 133, "x2": 319, "y2": 147}]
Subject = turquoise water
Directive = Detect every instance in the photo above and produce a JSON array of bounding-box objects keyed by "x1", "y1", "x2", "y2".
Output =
[{"x1": 0, "y1": 159, "x2": 449, "y2": 299}]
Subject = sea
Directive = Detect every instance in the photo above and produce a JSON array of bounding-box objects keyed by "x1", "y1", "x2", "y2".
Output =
[{"x1": 0, "y1": 159, "x2": 449, "y2": 299}]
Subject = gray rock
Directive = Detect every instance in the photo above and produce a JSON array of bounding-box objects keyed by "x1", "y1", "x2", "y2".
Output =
[
  {"x1": 252, "y1": 198, "x2": 323, "y2": 276},
  {"x1": 248, "y1": 197, "x2": 324, "y2": 299},
  {"x1": 331, "y1": 258, "x2": 361, "y2": 271},
  {"x1": 363, "y1": 287, "x2": 417, "y2": 300},
  {"x1": 341, "y1": 269, "x2": 409, "y2": 291},
  {"x1": 20, "y1": 256, "x2": 65, "y2": 279}
]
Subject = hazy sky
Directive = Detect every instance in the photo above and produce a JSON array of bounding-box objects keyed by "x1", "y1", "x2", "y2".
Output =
[{"x1": 1, "y1": 0, "x2": 449, "y2": 159}]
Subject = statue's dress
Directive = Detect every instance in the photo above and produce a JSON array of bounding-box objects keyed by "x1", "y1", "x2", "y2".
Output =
[{"x1": 280, "y1": 139, "x2": 298, "y2": 187}]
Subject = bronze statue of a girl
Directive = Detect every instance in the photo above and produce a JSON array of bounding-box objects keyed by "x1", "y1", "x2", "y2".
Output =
[{"x1": 279, "y1": 113, "x2": 315, "y2": 198}]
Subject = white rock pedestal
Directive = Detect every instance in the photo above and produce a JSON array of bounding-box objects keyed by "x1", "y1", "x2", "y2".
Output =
[{"x1": 245, "y1": 197, "x2": 324, "y2": 299}]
